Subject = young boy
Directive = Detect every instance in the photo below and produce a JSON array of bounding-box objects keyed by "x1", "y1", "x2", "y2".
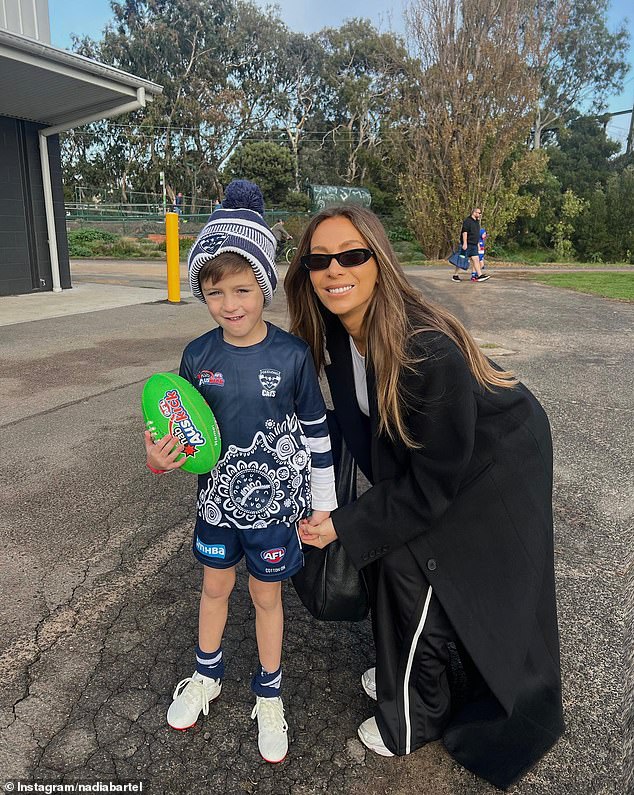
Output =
[
  {"x1": 144, "y1": 180, "x2": 337, "y2": 763},
  {"x1": 478, "y1": 227, "x2": 487, "y2": 272}
]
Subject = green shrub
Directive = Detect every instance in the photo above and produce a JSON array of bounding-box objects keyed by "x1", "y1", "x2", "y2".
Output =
[
  {"x1": 68, "y1": 228, "x2": 121, "y2": 256},
  {"x1": 68, "y1": 228, "x2": 118, "y2": 244},
  {"x1": 387, "y1": 225, "x2": 416, "y2": 243},
  {"x1": 68, "y1": 243, "x2": 94, "y2": 257},
  {"x1": 284, "y1": 191, "x2": 311, "y2": 212}
]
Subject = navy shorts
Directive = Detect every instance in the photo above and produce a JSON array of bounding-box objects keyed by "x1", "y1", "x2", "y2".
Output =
[
  {"x1": 463, "y1": 244, "x2": 479, "y2": 258},
  {"x1": 193, "y1": 516, "x2": 304, "y2": 582}
]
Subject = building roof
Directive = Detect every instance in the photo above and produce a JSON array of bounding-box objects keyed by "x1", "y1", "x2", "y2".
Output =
[{"x1": 0, "y1": 28, "x2": 162, "y2": 127}]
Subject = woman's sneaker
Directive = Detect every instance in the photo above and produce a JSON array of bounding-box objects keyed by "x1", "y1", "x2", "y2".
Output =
[
  {"x1": 251, "y1": 696, "x2": 288, "y2": 763},
  {"x1": 361, "y1": 668, "x2": 377, "y2": 700},
  {"x1": 357, "y1": 716, "x2": 394, "y2": 756},
  {"x1": 167, "y1": 671, "x2": 222, "y2": 730}
]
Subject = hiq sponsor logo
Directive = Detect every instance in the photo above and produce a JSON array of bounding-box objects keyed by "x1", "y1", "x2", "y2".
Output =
[
  {"x1": 198, "y1": 370, "x2": 225, "y2": 387},
  {"x1": 158, "y1": 389, "x2": 206, "y2": 453},
  {"x1": 261, "y1": 547, "x2": 286, "y2": 564},
  {"x1": 196, "y1": 539, "x2": 226, "y2": 559}
]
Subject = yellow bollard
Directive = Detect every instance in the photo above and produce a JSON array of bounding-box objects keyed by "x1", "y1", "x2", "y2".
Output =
[{"x1": 165, "y1": 211, "x2": 181, "y2": 303}]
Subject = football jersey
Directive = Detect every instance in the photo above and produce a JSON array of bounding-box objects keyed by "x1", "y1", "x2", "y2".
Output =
[{"x1": 179, "y1": 323, "x2": 336, "y2": 531}]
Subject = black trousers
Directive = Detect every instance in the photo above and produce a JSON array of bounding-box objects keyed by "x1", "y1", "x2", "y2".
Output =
[{"x1": 366, "y1": 544, "x2": 465, "y2": 755}]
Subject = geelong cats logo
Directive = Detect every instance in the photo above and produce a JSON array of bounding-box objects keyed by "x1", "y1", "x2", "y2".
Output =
[{"x1": 259, "y1": 369, "x2": 281, "y2": 397}]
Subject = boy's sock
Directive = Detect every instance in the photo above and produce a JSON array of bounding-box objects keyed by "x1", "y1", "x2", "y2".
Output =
[
  {"x1": 251, "y1": 664, "x2": 282, "y2": 698},
  {"x1": 196, "y1": 645, "x2": 224, "y2": 681}
]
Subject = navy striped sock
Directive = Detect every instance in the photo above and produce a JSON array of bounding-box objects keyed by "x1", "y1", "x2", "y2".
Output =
[
  {"x1": 251, "y1": 664, "x2": 282, "y2": 698},
  {"x1": 196, "y1": 645, "x2": 224, "y2": 681}
]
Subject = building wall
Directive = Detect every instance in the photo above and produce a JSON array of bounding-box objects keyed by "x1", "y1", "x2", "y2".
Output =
[
  {"x1": 0, "y1": 0, "x2": 51, "y2": 43},
  {"x1": 0, "y1": 115, "x2": 70, "y2": 296}
]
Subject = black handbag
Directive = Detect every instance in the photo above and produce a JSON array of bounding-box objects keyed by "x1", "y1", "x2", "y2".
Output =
[{"x1": 291, "y1": 439, "x2": 370, "y2": 621}]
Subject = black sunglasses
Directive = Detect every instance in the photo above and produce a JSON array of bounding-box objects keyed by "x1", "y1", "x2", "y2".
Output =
[{"x1": 301, "y1": 248, "x2": 375, "y2": 271}]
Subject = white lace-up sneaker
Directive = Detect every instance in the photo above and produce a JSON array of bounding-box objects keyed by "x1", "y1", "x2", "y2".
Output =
[
  {"x1": 361, "y1": 667, "x2": 377, "y2": 701},
  {"x1": 251, "y1": 695, "x2": 288, "y2": 763},
  {"x1": 167, "y1": 671, "x2": 222, "y2": 730},
  {"x1": 357, "y1": 716, "x2": 394, "y2": 756}
]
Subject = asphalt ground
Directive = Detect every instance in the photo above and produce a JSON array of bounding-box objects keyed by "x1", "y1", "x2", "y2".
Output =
[{"x1": 0, "y1": 263, "x2": 630, "y2": 794}]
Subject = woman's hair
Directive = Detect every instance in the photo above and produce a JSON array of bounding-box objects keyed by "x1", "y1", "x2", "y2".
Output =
[
  {"x1": 198, "y1": 251, "x2": 251, "y2": 287},
  {"x1": 285, "y1": 204, "x2": 517, "y2": 448}
]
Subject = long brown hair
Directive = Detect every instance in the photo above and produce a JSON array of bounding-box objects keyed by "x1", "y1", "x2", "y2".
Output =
[{"x1": 285, "y1": 205, "x2": 517, "y2": 448}]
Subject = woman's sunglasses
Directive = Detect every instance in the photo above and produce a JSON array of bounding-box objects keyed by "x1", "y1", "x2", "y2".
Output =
[{"x1": 301, "y1": 248, "x2": 375, "y2": 271}]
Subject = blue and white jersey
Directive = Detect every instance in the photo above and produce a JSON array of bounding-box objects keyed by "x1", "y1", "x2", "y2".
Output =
[{"x1": 179, "y1": 323, "x2": 337, "y2": 530}]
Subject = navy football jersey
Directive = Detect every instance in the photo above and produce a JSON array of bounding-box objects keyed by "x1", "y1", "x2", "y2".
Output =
[{"x1": 179, "y1": 323, "x2": 336, "y2": 530}]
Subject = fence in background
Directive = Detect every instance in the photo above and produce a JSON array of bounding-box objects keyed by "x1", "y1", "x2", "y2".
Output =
[{"x1": 65, "y1": 204, "x2": 303, "y2": 238}]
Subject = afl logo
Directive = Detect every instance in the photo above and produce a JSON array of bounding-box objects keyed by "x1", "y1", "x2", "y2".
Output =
[{"x1": 261, "y1": 547, "x2": 286, "y2": 563}]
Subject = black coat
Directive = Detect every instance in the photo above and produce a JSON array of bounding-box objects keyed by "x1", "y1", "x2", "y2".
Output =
[{"x1": 325, "y1": 317, "x2": 564, "y2": 789}]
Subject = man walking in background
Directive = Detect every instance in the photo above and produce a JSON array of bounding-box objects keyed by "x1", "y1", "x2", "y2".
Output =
[{"x1": 457, "y1": 208, "x2": 489, "y2": 283}]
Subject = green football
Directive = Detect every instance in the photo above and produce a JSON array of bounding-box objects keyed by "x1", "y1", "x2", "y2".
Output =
[{"x1": 142, "y1": 372, "x2": 221, "y2": 474}]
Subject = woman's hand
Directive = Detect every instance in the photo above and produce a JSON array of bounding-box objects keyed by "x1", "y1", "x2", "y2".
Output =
[
  {"x1": 299, "y1": 515, "x2": 338, "y2": 548},
  {"x1": 144, "y1": 430, "x2": 187, "y2": 473}
]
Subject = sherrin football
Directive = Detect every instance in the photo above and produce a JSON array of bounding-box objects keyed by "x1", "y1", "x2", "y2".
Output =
[{"x1": 142, "y1": 373, "x2": 221, "y2": 474}]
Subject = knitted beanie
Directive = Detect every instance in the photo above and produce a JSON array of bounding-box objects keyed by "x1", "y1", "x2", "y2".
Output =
[{"x1": 188, "y1": 180, "x2": 278, "y2": 306}]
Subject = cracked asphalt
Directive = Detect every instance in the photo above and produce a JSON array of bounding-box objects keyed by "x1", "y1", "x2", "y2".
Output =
[{"x1": 0, "y1": 266, "x2": 630, "y2": 794}]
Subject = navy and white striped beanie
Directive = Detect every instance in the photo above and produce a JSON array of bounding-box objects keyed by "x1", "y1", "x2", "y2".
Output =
[{"x1": 188, "y1": 179, "x2": 278, "y2": 306}]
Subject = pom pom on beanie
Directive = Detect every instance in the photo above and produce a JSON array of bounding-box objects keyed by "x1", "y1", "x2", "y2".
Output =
[{"x1": 188, "y1": 179, "x2": 277, "y2": 305}]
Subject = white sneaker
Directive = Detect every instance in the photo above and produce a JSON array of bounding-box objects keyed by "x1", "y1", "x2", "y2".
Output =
[
  {"x1": 357, "y1": 716, "x2": 394, "y2": 756},
  {"x1": 361, "y1": 667, "x2": 377, "y2": 701},
  {"x1": 167, "y1": 671, "x2": 222, "y2": 730},
  {"x1": 251, "y1": 695, "x2": 288, "y2": 763}
]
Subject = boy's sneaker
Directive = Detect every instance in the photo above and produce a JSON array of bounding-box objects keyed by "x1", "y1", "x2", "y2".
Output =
[
  {"x1": 251, "y1": 696, "x2": 288, "y2": 763},
  {"x1": 167, "y1": 671, "x2": 222, "y2": 730},
  {"x1": 451, "y1": 274, "x2": 461, "y2": 282},
  {"x1": 476, "y1": 273, "x2": 490, "y2": 282},
  {"x1": 357, "y1": 716, "x2": 394, "y2": 756},
  {"x1": 361, "y1": 667, "x2": 377, "y2": 700}
]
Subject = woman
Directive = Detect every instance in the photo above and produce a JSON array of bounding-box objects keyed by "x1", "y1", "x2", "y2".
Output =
[{"x1": 285, "y1": 206, "x2": 564, "y2": 790}]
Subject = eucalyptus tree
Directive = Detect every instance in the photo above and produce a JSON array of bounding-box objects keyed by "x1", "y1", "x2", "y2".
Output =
[
  {"x1": 530, "y1": 0, "x2": 630, "y2": 149},
  {"x1": 397, "y1": 0, "x2": 545, "y2": 256},
  {"x1": 316, "y1": 19, "x2": 409, "y2": 186},
  {"x1": 63, "y1": 0, "x2": 293, "y2": 204},
  {"x1": 269, "y1": 31, "x2": 328, "y2": 191}
]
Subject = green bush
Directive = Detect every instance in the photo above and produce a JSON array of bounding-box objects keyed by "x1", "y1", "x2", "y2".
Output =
[
  {"x1": 68, "y1": 228, "x2": 120, "y2": 256},
  {"x1": 284, "y1": 191, "x2": 311, "y2": 212},
  {"x1": 69, "y1": 243, "x2": 94, "y2": 257},
  {"x1": 387, "y1": 225, "x2": 415, "y2": 243},
  {"x1": 68, "y1": 228, "x2": 118, "y2": 244}
]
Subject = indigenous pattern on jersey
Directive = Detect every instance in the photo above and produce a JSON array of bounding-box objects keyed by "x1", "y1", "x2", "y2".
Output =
[{"x1": 180, "y1": 323, "x2": 335, "y2": 531}]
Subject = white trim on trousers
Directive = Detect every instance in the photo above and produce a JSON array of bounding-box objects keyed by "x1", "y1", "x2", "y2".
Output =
[{"x1": 403, "y1": 585, "x2": 433, "y2": 754}]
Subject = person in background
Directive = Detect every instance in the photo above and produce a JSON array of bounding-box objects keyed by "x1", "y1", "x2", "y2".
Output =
[
  {"x1": 271, "y1": 219, "x2": 293, "y2": 258},
  {"x1": 457, "y1": 208, "x2": 489, "y2": 283},
  {"x1": 479, "y1": 227, "x2": 487, "y2": 271},
  {"x1": 285, "y1": 203, "x2": 564, "y2": 790}
]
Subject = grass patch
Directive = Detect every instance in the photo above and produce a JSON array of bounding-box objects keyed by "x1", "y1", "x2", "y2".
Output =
[
  {"x1": 529, "y1": 272, "x2": 634, "y2": 301},
  {"x1": 491, "y1": 246, "x2": 554, "y2": 263}
]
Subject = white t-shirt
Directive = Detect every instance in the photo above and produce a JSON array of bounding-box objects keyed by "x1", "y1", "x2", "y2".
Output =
[{"x1": 349, "y1": 336, "x2": 370, "y2": 417}]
